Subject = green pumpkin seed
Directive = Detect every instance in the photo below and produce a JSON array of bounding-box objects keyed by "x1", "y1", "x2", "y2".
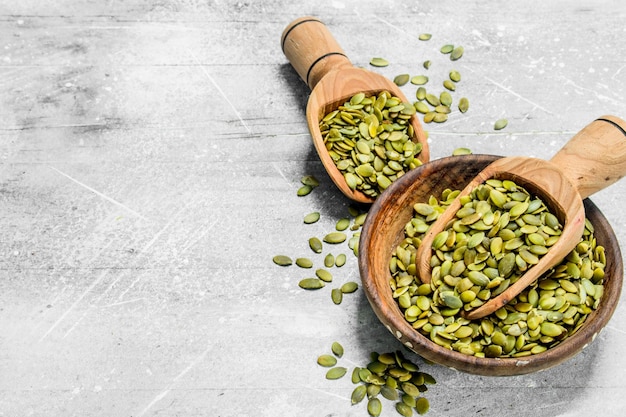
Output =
[
  {"x1": 367, "y1": 397, "x2": 382, "y2": 417},
  {"x1": 309, "y1": 237, "x2": 323, "y2": 253},
  {"x1": 416, "y1": 87, "x2": 427, "y2": 100},
  {"x1": 326, "y1": 366, "x2": 348, "y2": 380},
  {"x1": 458, "y1": 97, "x2": 469, "y2": 113},
  {"x1": 304, "y1": 212, "x2": 320, "y2": 224},
  {"x1": 331, "y1": 288, "x2": 343, "y2": 304},
  {"x1": 450, "y1": 45, "x2": 464, "y2": 60},
  {"x1": 301, "y1": 175, "x2": 320, "y2": 187},
  {"x1": 419, "y1": 33, "x2": 432, "y2": 41},
  {"x1": 452, "y1": 147, "x2": 472, "y2": 156},
  {"x1": 370, "y1": 57, "x2": 389, "y2": 67},
  {"x1": 423, "y1": 60, "x2": 431, "y2": 70},
  {"x1": 449, "y1": 70, "x2": 461, "y2": 82},
  {"x1": 296, "y1": 257, "x2": 313, "y2": 268},
  {"x1": 331, "y1": 341, "x2": 344, "y2": 357},
  {"x1": 317, "y1": 354, "x2": 337, "y2": 367},
  {"x1": 351, "y1": 385, "x2": 367, "y2": 404},
  {"x1": 415, "y1": 101, "x2": 430, "y2": 114},
  {"x1": 297, "y1": 185, "x2": 313, "y2": 196},
  {"x1": 336, "y1": 218, "x2": 351, "y2": 231},
  {"x1": 341, "y1": 281, "x2": 359, "y2": 293},
  {"x1": 411, "y1": 75, "x2": 429, "y2": 85},
  {"x1": 440, "y1": 44, "x2": 454, "y2": 54},
  {"x1": 299, "y1": 278, "x2": 324, "y2": 290},
  {"x1": 416, "y1": 397, "x2": 430, "y2": 415},
  {"x1": 324, "y1": 253, "x2": 335, "y2": 268},
  {"x1": 272, "y1": 255, "x2": 292, "y2": 266},
  {"x1": 324, "y1": 232, "x2": 347, "y2": 244},
  {"x1": 335, "y1": 253, "x2": 347, "y2": 267},
  {"x1": 443, "y1": 79, "x2": 456, "y2": 91},
  {"x1": 439, "y1": 91, "x2": 453, "y2": 107},
  {"x1": 394, "y1": 74, "x2": 410, "y2": 86},
  {"x1": 494, "y1": 118, "x2": 508, "y2": 130},
  {"x1": 396, "y1": 402, "x2": 413, "y2": 417},
  {"x1": 316, "y1": 268, "x2": 333, "y2": 282}
]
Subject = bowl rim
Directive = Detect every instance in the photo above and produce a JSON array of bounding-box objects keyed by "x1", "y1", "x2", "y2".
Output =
[{"x1": 358, "y1": 154, "x2": 624, "y2": 376}]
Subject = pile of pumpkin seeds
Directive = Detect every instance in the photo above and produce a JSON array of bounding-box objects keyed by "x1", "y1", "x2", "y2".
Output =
[
  {"x1": 426, "y1": 179, "x2": 564, "y2": 312},
  {"x1": 273, "y1": 177, "x2": 366, "y2": 304},
  {"x1": 319, "y1": 91, "x2": 424, "y2": 198},
  {"x1": 317, "y1": 342, "x2": 434, "y2": 416},
  {"x1": 389, "y1": 184, "x2": 607, "y2": 358}
]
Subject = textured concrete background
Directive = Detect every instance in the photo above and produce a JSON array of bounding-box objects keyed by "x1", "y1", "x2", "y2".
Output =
[{"x1": 1, "y1": 1, "x2": 625, "y2": 416}]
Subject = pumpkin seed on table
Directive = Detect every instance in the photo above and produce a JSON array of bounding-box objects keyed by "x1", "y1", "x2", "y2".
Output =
[
  {"x1": 419, "y1": 33, "x2": 432, "y2": 41},
  {"x1": 324, "y1": 232, "x2": 347, "y2": 244},
  {"x1": 443, "y1": 79, "x2": 456, "y2": 91},
  {"x1": 367, "y1": 397, "x2": 382, "y2": 416},
  {"x1": 423, "y1": 60, "x2": 431, "y2": 70},
  {"x1": 331, "y1": 288, "x2": 343, "y2": 304},
  {"x1": 295, "y1": 257, "x2": 313, "y2": 268},
  {"x1": 336, "y1": 218, "x2": 351, "y2": 231},
  {"x1": 317, "y1": 354, "x2": 337, "y2": 367},
  {"x1": 411, "y1": 75, "x2": 429, "y2": 85},
  {"x1": 298, "y1": 277, "x2": 324, "y2": 290},
  {"x1": 458, "y1": 97, "x2": 469, "y2": 113},
  {"x1": 416, "y1": 397, "x2": 430, "y2": 415},
  {"x1": 335, "y1": 253, "x2": 347, "y2": 267},
  {"x1": 394, "y1": 74, "x2": 410, "y2": 86},
  {"x1": 416, "y1": 87, "x2": 427, "y2": 101},
  {"x1": 341, "y1": 281, "x2": 359, "y2": 293},
  {"x1": 324, "y1": 253, "x2": 335, "y2": 267},
  {"x1": 316, "y1": 268, "x2": 333, "y2": 282},
  {"x1": 301, "y1": 175, "x2": 319, "y2": 187},
  {"x1": 352, "y1": 384, "x2": 367, "y2": 404},
  {"x1": 309, "y1": 237, "x2": 323, "y2": 253},
  {"x1": 449, "y1": 70, "x2": 461, "y2": 82},
  {"x1": 450, "y1": 45, "x2": 464, "y2": 60},
  {"x1": 440, "y1": 44, "x2": 454, "y2": 54},
  {"x1": 303, "y1": 212, "x2": 320, "y2": 224},
  {"x1": 452, "y1": 147, "x2": 472, "y2": 156},
  {"x1": 494, "y1": 118, "x2": 508, "y2": 130},
  {"x1": 272, "y1": 255, "x2": 292, "y2": 266},
  {"x1": 326, "y1": 366, "x2": 348, "y2": 380},
  {"x1": 332, "y1": 341, "x2": 344, "y2": 357},
  {"x1": 370, "y1": 57, "x2": 389, "y2": 67},
  {"x1": 297, "y1": 185, "x2": 312, "y2": 196}
]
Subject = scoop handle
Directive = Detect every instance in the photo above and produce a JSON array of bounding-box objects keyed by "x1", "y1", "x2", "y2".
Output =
[
  {"x1": 281, "y1": 17, "x2": 353, "y2": 90},
  {"x1": 550, "y1": 116, "x2": 626, "y2": 199}
]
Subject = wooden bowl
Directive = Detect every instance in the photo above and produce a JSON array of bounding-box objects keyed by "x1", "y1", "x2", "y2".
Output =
[{"x1": 358, "y1": 154, "x2": 624, "y2": 376}]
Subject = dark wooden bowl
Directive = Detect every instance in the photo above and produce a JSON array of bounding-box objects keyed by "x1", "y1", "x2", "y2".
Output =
[{"x1": 359, "y1": 154, "x2": 624, "y2": 376}]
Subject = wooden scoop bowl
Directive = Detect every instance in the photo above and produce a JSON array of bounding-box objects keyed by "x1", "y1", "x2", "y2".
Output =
[
  {"x1": 359, "y1": 118, "x2": 625, "y2": 375},
  {"x1": 413, "y1": 116, "x2": 626, "y2": 320},
  {"x1": 281, "y1": 17, "x2": 429, "y2": 204}
]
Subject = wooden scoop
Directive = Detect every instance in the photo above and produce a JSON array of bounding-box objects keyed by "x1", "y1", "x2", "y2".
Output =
[
  {"x1": 281, "y1": 16, "x2": 429, "y2": 204},
  {"x1": 416, "y1": 116, "x2": 626, "y2": 320}
]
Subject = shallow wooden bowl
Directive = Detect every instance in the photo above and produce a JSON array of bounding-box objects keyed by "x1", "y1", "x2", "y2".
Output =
[{"x1": 358, "y1": 154, "x2": 624, "y2": 376}]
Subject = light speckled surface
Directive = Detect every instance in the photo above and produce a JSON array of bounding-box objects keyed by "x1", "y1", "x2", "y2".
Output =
[{"x1": 1, "y1": 1, "x2": 625, "y2": 416}]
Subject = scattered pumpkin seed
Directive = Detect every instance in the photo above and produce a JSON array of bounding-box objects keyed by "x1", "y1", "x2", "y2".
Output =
[
  {"x1": 411, "y1": 75, "x2": 429, "y2": 85},
  {"x1": 309, "y1": 237, "x2": 323, "y2": 253},
  {"x1": 331, "y1": 288, "x2": 343, "y2": 304},
  {"x1": 440, "y1": 44, "x2": 454, "y2": 54},
  {"x1": 370, "y1": 57, "x2": 389, "y2": 67},
  {"x1": 452, "y1": 147, "x2": 472, "y2": 156},
  {"x1": 324, "y1": 232, "x2": 347, "y2": 244},
  {"x1": 335, "y1": 253, "x2": 347, "y2": 267},
  {"x1": 299, "y1": 278, "x2": 324, "y2": 290},
  {"x1": 304, "y1": 212, "x2": 320, "y2": 224},
  {"x1": 423, "y1": 60, "x2": 431, "y2": 70},
  {"x1": 352, "y1": 384, "x2": 367, "y2": 404},
  {"x1": 317, "y1": 354, "x2": 337, "y2": 367},
  {"x1": 332, "y1": 341, "x2": 344, "y2": 357},
  {"x1": 418, "y1": 33, "x2": 432, "y2": 41},
  {"x1": 296, "y1": 257, "x2": 313, "y2": 268},
  {"x1": 324, "y1": 253, "x2": 335, "y2": 268},
  {"x1": 449, "y1": 70, "x2": 461, "y2": 82},
  {"x1": 367, "y1": 397, "x2": 382, "y2": 416},
  {"x1": 494, "y1": 118, "x2": 508, "y2": 130},
  {"x1": 341, "y1": 281, "x2": 359, "y2": 293},
  {"x1": 394, "y1": 74, "x2": 410, "y2": 86},
  {"x1": 297, "y1": 185, "x2": 313, "y2": 196},
  {"x1": 443, "y1": 79, "x2": 456, "y2": 91},
  {"x1": 415, "y1": 397, "x2": 430, "y2": 415},
  {"x1": 336, "y1": 218, "x2": 351, "y2": 231},
  {"x1": 301, "y1": 175, "x2": 320, "y2": 187},
  {"x1": 450, "y1": 45, "x2": 464, "y2": 60},
  {"x1": 326, "y1": 366, "x2": 348, "y2": 380},
  {"x1": 272, "y1": 255, "x2": 292, "y2": 266},
  {"x1": 416, "y1": 87, "x2": 427, "y2": 101},
  {"x1": 458, "y1": 97, "x2": 469, "y2": 113},
  {"x1": 316, "y1": 268, "x2": 333, "y2": 282}
]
